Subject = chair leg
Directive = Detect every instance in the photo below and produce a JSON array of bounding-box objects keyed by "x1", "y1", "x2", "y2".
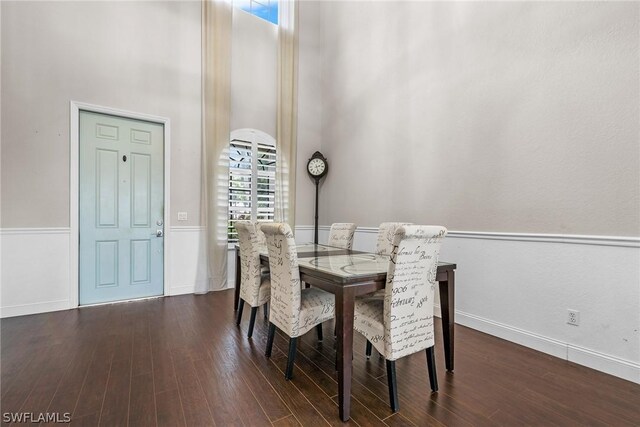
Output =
[
  {"x1": 366, "y1": 340, "x2": 372, "y2": 359},
  {"x1": 316, "y1": 324, "x2": 324, "y2": 342},
  {"x1": 386, "y1": 360, "x2": 399, "y2": 412},
  {"x1": 265, "y1": 323, "x2": 276, "y2": 357},
  {"x1": 285, "y1": 337, "x2": 298, "y2": 380},
  {"x1": 236, "y1": 300, "x2": 244, "y2": 326},
  {"x1": 263, "y1": 303, "x2": 268, "y2": 319},
  {"x1": 247, "y1": 307, "x2": 258, "y2": 338},
  {"x1": 426, "y1": 346, "x2": 438, "y2": 392}
]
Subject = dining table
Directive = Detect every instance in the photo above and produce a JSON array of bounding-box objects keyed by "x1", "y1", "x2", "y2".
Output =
[{"x1": 234, "y1": 243, "x2": 457, "y2": 422}]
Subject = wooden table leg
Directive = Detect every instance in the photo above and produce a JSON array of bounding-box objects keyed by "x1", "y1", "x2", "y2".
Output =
[
  {"x1": 234, "y1": 247, "x2": 241, "y2": 311},
  {"x1": 336, "y1": 287, "x2": 355, "y2": 422},
  {"x1": 438, "y1": 269, "x2": 455, "y2": 372}
]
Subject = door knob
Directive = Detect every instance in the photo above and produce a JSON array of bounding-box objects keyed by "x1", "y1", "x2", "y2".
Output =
[{"x1": 154, "y1": 229, "x2": 164, "y2": 237}]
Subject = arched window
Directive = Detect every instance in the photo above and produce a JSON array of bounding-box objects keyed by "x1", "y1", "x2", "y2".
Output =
[{"x1": 228, "y1": 129, "x2": 276, "y2": 242}]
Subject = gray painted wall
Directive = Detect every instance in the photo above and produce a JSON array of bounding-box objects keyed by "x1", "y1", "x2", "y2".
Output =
[
  {"x1": 231, "y1": 10, "x2": 277, "y2": 137},
  {"x1": 1, "y1": 1, "x2": 202, "y2": 227},
  {"x1": 312, "y1": 1, "x2": 639, "y2": 237},
  {"x1": 0, "y1": 1, "x2": 301, "y2": 229},
  {"x1": 296, "y1": 0, "x2": 324, "y2": 227}
]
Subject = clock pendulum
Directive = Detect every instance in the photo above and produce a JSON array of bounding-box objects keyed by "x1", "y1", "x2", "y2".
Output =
[{"x1": 306, "y1": 151, "x2": 328, "y2": 244}]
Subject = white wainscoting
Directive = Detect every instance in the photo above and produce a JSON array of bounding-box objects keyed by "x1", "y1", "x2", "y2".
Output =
[
  {"x1": 3, "y1": 225, "x2": 638, "y2": 383},
  {"x1": 294, "y1": 225, "x2": 640, "y2": 384},
  {"x1": 0, "y1": 228, "x2": 72, "y2": 318},
  {"x1": 0, "y1": 226, "x2": 213, "y2": 317},
  {"x1": 168, "y1": 226, "x2": 209, "y2": 295}
]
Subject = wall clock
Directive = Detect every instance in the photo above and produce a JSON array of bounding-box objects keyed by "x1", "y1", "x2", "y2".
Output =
[{"x1": 307, "y1": 151, "x2": 328, "y2": 244}]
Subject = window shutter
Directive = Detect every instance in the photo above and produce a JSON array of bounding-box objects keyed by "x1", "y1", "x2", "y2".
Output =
[
  {"x1": 256, "y1": 142, "x2": 276, "y2": 222},
  {"x1": 228, "y1": 137, "x2": 276, "y2": 243},
  {"x1": 229, "y1": 140, "x2": 253, "y2": 242}
]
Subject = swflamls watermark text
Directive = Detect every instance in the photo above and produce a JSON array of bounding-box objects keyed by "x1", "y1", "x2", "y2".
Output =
[{"x1": 2, "y1": 412, "x2": 71, "y2": 423}]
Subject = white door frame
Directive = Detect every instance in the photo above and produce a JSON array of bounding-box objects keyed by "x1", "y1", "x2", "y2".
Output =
[{"x1": 69, "y1": 101, "x2": 171, "y2": 308}]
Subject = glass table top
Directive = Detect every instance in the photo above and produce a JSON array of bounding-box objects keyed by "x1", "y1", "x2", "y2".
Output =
[
  {"x1": 297, "y1": 253, "x2": 390, "y2": 278},
  {"x1": 250, "y1": 243, "x2": 454, "y2": 279},
  {"x1": 248, "y1": 243, "x2": 456, "y2": 281},
  {"x1": 257, "y1": 243, "x2": 343, "y2": 257},
  {"x1": 255, "y1": 243, "x2": 389, "y2": 278}
]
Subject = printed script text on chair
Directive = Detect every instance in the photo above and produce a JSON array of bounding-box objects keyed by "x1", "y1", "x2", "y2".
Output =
[
  {"x1": 363, "y1": 222, "x2": 413, "y2": 356},
  {"x1": 235, "y1": 221, "x2": 271, "y2": 338},
  {"x1": 255, "y1": 222, "x2": 268, "y2": 247},
  {"x1": 261, "y1": 223, "x2": 336, "y2": 380},
  {"x1": 327, "y1": 223, "x2": 357, "y2": 250},
  {"x1": 354, "y1": 225, "x2": 447, "y2": 412},
  {"x1": 375, "y1": 222, "x2": 412, "y2": 256},
  {"x1": 256, "y1": 222, "x2": 271, "y2": 318}
]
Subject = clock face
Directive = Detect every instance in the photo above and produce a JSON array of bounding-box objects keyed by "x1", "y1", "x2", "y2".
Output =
[{"x1": 308, "y1": 158, "x2": 326, "y2": 176}]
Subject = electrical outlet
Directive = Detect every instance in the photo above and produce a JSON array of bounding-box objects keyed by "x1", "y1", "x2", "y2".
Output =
[
  {"x1": 567, "y1": 309, "x2": 580, "y2": 326},
  {"x1": 177, "y1": 212, "x2": 188, "y2": 221}
]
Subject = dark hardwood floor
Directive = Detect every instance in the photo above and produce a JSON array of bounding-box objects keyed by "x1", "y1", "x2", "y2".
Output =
[{"x1": 2, "y1": 291, "x2": 639, "y2": 426}]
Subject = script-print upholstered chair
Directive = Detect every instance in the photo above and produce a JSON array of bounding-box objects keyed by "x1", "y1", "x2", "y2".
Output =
[
  {"x1": 322, "y1": 222, "x2": 355, "y2": 340},
  {"x1": 235, "y1": 221, "x2": 271, "y2": 338},
  {"x1": 363, "y1": 222, "x2": 413, "y2": 355},
  {"x1": 261, "y1": 223, "x2": 336, "y2": 380},
  {"x1": 255, "y1": 222, "x2": 271, "y2": 318},
  {"x1": 255, "y1": 222, "x2": 268, "y2": 247},
  {"x1": 337, "y1": 221, "x2": 405, "y2": 346},
  {"x1": 327, "y1": 223, "x2": 357, "y2": 250},
  {"x1": 375, "y1": 222, "x2": 412, "y2": 256},
  {"x1": 354, "y1": 225, "x2": 447, "y2": 412}
]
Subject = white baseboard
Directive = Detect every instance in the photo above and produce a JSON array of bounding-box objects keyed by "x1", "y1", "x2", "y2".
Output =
[
  {"x1": 568, "y1": 344, "x2": 640, "y2": 383},
  {"x1": 0, "y1": 299, "x2": 70, "y2": 318},
  {"x1": 169, "y1": 284, "x2": 196, "y2": 296},
  {"x1": 456, "y1": 310, "x2": 640, "y2": 383}
]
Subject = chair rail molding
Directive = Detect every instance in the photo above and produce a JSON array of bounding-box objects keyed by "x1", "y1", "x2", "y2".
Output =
[
  {"x1": 294, "y1": 225, "x2": 640, "y2": 248},
  {"x1": 170, "y1": 225, "x2": 206, "y2": 232},
  {"x1": 0, "y1": 227, "x2": 71, "y2": 235}
]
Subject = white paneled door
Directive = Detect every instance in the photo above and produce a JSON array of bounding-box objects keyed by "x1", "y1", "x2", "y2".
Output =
[{"x1": 79, "y1": 111, "x2": 164, "y2": 305}]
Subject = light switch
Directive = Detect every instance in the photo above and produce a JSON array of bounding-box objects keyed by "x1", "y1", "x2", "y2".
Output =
[{"x1": 177, "y1": 212, "x2": 188, "y2": 221}]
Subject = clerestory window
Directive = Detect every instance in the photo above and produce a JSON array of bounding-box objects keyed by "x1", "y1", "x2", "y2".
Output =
[{"x1": 234, "y1": 0, "x2": 278, "y2": 25}]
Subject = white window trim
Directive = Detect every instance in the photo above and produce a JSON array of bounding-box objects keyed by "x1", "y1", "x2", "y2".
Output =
[{"x1": 231, "y1": 128, "x2": 275, "y2": 147}]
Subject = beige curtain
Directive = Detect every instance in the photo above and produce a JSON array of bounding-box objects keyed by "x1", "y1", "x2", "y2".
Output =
[
  {"x1": 199, "y1": 0, "x2": 232, "y2": 293},
  {"x1": 275, "y1": 0, "x2": 298, "y2": 229}
]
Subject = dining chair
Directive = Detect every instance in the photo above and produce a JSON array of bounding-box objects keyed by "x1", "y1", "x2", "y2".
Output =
[
  {"x1": 235, "y1": 221, "x2": 271, "y2": 338},
  {"x1": 375, "y1": 222, "x2": 412, "y2": 255},
  {"x1": 327, "y1": 223, "x2": 357, "y2": 250},
  {"x1": 255, "y1": 221, "x2": 268, "y2": 247},
  {"x1": 354, "y1": 225, "x2": 447, "y2": 412},
  {"x1": 255, "y1": 222, "x2": 272, "y2": 318},
  {"x1": 325, "y1": 222, "x2": 356, "y2": 341},
  {"x1": 261, "y1": 223, "x2": 336, "y2": 380},
  {"x1": 362, "y1": 222, "x2": 412, "y2": 355}
]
